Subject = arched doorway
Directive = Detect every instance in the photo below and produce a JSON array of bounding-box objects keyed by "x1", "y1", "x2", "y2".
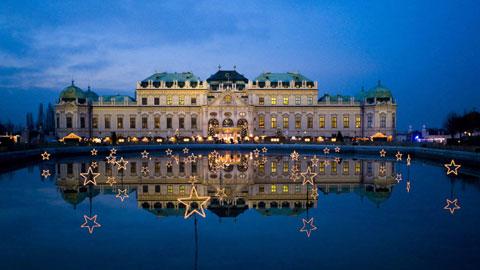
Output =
[
  {"x1": 222, "y1": 118, "x2": 234, "y2": 127},
  {"x1": 208, "y1": 119, "x2": 219, "y2": 136},
  {"x1": 237, "y1": 119, "x2": 248, "y2": 138}
]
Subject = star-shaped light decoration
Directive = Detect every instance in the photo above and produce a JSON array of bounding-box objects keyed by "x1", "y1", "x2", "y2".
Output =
[
  {"x1": 406, "y1": 181, "x2": 411, "y2": 193},
  {"x1": 215, "y1": 188, "x2": 227, "y2": 202},
  {"x1": 115, "y1": 157, "x2": 129, "y2": 171},
  {"x1": 311, "y1": 186, "x2": 319, "y2": 200},
  {"x1": 334, "y1": 157, "x2": 342, "y2": 164},
  {"x1": 261, "y1": 156, "x2": 268, "y2": 164},
  {"x1": 322, "y1": 159, "x2": 330, "y2": 167},
  {"x1": 323, "y1": 147, "x2": 330, "y2": 155},
  {"x1": 141, "y1": 150, "x2": 149, "y2": 159},
  {"x1": 261, "y1": 147, "x2": 268, "y2": 153},
  {"x1": 165, "y1": 148, "x2": 173, "y2": 156},
  {"x1": 177, "y1": 185, "x2": 211, "y2": 219},
  {"x1": 406, "y1": 154, "x2": 411, "y2": 166},
  {"x1": 334, "y1": 146, "x2": 341, "y2": 153},
  {"x1": 166, "y1": 160, "x2": 173, "y2": 168},
  {"x1": 253, "y1": 148, "x2": 260, "y2": 157},
  {"x1": 141, "y1": 166, "x2": 150, "y2": 176},
  {"x1": 379, "y1": 149, "x2": 387, "y2": 157},
  {"x1": 90, "y1": 161, "x2": 98, "y2": 169},
  {"x1": 182, "y1": 147, "x2": 189, "y2": 154},
  {"x1": 290, "y1": 171, "x2": 300, "y2": 182},
  {"x1": 183, "y1": 157, "x2": 191, "y2": 164},
  {"x1": 253, "y1": 160, "x2": 260, "y2": 167},
  {"x1": 310, "y1": 155, "x2": 320, "y2": 167},
  {"x1": 189, "y1": 176, "x2": 198, "y2": 185},
  {"x1": 395, "y1": 151, "x2": 402, "y2": 161},
  {"x1": 444, "y1": 198, "x2": 461, "y2": 214},
  {"x1": 41, "y1": 151, "x2": 50, "y2": 160},
  {"x1": 173, "y1": 155, "x2": 180, "y2": 165},
  {"x1": 106, "y1": 154, "x2": 116, "y2": 164},
  {"x1": 41, "y1": 169, "x2": 51, "y2": 178},
  {"x1": 299, "y1": 217, "x2": 317, "y2": 238},
  {"x1": 110, "y1": 147, "x2": 117, "y2": 155},
  {"x1": 91, "y1": 148, "x2": 98, "y2": 156},
  {"x1": 80, "y1": 166, "x2": 100, "y2": 186},
  {"x1": 395, "y1": 173, "x2": 402, "y2": 183},
  {"x1": 290, "y1": 150, "x2": 300, "y2": 161},
  {"x1": 188, "y1": 153, "x2": 197, "y2": 163},
  {"x1": 116, "y1": 188, "x2": 129, "y2": 202},
  {"x1": 301, "y1": 166, "x2": 317, "y2": 186},
  {"x1": 80, "y1": 214, "x2": 101, "y2": 234},
  {"x1": 379, "y1": 165, "x2": 386, "y2": 175},
  {"x1": 106, "y1": 176, "x2": 117, "y2": 186},
  {"x1": 444, "y1": 160, "x2": 461, "y2": 176}
]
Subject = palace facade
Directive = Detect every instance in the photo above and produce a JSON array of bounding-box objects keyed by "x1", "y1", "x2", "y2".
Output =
[{"x1": 55, "y1": 69, "x2": 397, "y2": 141}]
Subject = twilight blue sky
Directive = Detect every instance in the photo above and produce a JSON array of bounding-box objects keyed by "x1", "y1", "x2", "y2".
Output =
[{"x1": 0, "y1": 0, "x2": 479, "y2": 130}]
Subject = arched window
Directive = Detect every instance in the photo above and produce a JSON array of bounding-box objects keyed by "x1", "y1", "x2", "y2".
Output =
[{"x1": 380, "y1": 113, "x2": 387, "y2": 128}]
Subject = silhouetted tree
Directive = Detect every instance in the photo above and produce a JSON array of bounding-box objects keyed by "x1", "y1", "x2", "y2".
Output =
[
  {"x1": 37, "y1": 103, "x2": 44, "y2": 130},
  {"x1": 45, "y1": 103, "x2": 55, "y2": 133}
]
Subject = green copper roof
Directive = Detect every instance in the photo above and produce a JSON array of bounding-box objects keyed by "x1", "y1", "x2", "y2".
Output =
[
  {"x1": 85, "y1": 86, "x2": 99, "y2": 101},
  {"x1": 318, "y1": 94, "x2": 352, "y2": 102},
  {"x1": 59, "y1": 81, "x2": 86, "y2": 100},
  {"x1": 142, "y1": 72, "x2": 200, "y2": 82},
  {"x1": 366, "y1": 81, "x2": 393, "y2": 99},
  {"x1": 254, "y1": 72, "x2": 312, "y2": 82},
  {"x1": 102, "y1": 95, "x2": 135, "y2": 103}
]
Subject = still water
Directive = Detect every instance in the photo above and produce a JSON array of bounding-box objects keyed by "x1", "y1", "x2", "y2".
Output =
[{"x1": 0, "y1": 149, "x2": 479, "y2": 270}]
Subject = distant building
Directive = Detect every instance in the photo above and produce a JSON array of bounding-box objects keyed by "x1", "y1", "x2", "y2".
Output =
[{"x1": 54, "y1": 68, "x2": 397, "y2": 141}]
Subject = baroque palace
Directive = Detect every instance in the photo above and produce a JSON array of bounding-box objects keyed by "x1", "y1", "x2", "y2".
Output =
[{"x1": 55, "y1": 68, "x2": 396, "y2": 142}]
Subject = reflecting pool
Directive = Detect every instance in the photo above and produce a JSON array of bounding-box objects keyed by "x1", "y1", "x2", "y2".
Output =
[{"x1": 1, "y1": 148, "x2": 480, "y2": 269}]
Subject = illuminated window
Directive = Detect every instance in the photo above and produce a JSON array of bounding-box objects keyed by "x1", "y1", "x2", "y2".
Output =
[
  {"x1": 283, "y1": 161, "x2": 289, "y2": 173},
  {"x1": 295, "y1": 96, "x2": 301, "y2": 105},
  {"x1": 343, "y1": 162, "x2": 349, "y2": 175},
  {"x1": 271, "y1": 97, "x2": 277, "y2": 105},
  {"x1": 343, "y1": 115, "x2": 349, "y2": 128},
  {"x1": 380, "y1": 113, "x2": 387, "y2": 128},
  {"x1": 117, "y1": 117, "x2": 123, "y2": 129},
  {"x1": 282, "y1": 185, "x2": 288, "y2": 193},
  {"x1": 307, "y1": 116, "x2": 313, "y2": 129},
  {"x1": 319, "y1": 116, "x2": 325, "y2": 128},
  {"x1": 142, "y1": 117, "x2": 148, "y2": 129},
  {"x1": 259, "y1": 115, "x2": 265, "y2": 129},
  {"x1": 283, "y1": 97, "x2": 289, "y2": 105},
  {"x1": 179, "y1": 185, "x2": 185, "y2": 194},
  {"x1": 355, "y1": 115, "x2": 361, "y2": 128},
  {"x1": 271, "y1": 116, "x2": 277, "y2": 129},
  {"x1": 271, "y1": 184, "x2": 277, "y2": 193},
  {"x1": 355, "y1": 162, "x2": 361, "y2": 175},
  {"x1": 167, "y1": 185, "x2": 173, "y2": 194},
  {"x1": 259, "y1": 163, "x2": 265, "y2": 173},
  {"x1": 167, "y1": 95, "x2": 172, "y2": 105},
  {"x1": 319, "y1": 162, "x2": 325, "y2": 174},
  {"x1": 283, "y1": 116, "x2": 289, "y2": 129},
  {"x1": 331, "y1": 162, "x2": 337, "y2": 174},
  {"x1": 259, "y1": 97, "x2": 264, "y2": 105},
  {"x1": 367, "y1": 114, "x2": 373, "y2": 128},
  {"x1": 331, "y1": 115, "x2": 337, "y2": 128},
  {"x1": 179, "y1": 96, "x2": 185, "y2": 105},
  {"x1": 154, "y1": 116, "x2": 160, "y2": 129},
  {"x1": 271, "y1": 161, "x2": 277, "y2": 173},
  {"x1": 295, "y1": 116, "x2": 301, "y2": 129},
  {"x1": 295, "y1": 184, "x2": 301, "y2": 193}
]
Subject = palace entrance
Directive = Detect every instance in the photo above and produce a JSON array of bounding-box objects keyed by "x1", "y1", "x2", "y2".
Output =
[{"x1": 208, "y1": 118, "x2": 248, "y2": 142}]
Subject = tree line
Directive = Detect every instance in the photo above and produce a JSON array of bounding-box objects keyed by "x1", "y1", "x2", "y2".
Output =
[{"x1": 444, "y1": 110, "x2": 480, "y2": 137}]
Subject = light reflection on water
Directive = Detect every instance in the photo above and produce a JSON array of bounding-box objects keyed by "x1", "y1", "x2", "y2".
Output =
[{"x1": 1, "y1": 150, "x2": 480, "y2": 270}]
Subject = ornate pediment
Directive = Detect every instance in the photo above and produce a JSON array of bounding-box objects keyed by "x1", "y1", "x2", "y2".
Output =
[{"x1": 208, "y1": 89, "x2": 249, "y2": 107}]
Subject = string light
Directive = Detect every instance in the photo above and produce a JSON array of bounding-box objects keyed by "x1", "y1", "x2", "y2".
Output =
[
  {"x1": 91, "y1": 148, "x2": 98, "y2": 156},
  {"x1": 301, "y1": 166, "x2": 317, "y2": 186},
  {"x1": 90, "y1": 161, "x2": 98, "y2": 169},
  {"x1": 395, "y1": 151, "x2": 402, "y2": 161},
  {"x1": 334, "y1": 146, "x2": 341, "y2": 153},
  {"x1": 310, "y1": 155, "x2": 319, "y2": 167},
  {"x1": 115, "y1": 157, "x2": 129, "y2": 171},
  {"x1": 379, "y1": 149, "x2": 386, "y2": 157},
  {"x1": 165, "y1": 148, "x2": 173, "y2": 156},
  {"x1": 261, "y1": 147, "x2": 268, "y2": 153},
  {"x1": 116, "y1": 188, "x2": 129, "y2": 202},
  {"x1": 141, "y1": 150, "x2": 149, "y2": 159},
  {"x1": 80, "y1": 166, "x2": 100, "y2": 186},
  {"x1": 41, "y1": 169, "x2": 51, "y2": 178},
  {"x1": 41, "y1": 151, "x2": 50, "y2": 160},
  {"x1": 299, "y1": 217, "x2": 317, "y2": 238},
  {"x1": 290, "y1": 150, "x2": 300, "y2": 161},
  {"x1": 444, "y1": 198, "x2": 461, "y2": 214},
  {"x1": 110, "y1": 147, "x2": 117, "y2": 155},
  {"x1": 106, "y1": 176, "x2": 117, "y2": 186},
  {"x1": 323, "y1": 147, "x2": 330, "y2": 155},
  {"x1": 183, "y1": 147, "x2": 190, "y2": 154},
  {"x1": 177, "y1": 185, "x2": 211, "y2": 219},
  {"x1": 444, "y1": 160, "x2": 461, "y2": 176},
  {"x1": 80, "y1": 214, "x2": 101, "y2": 234}
]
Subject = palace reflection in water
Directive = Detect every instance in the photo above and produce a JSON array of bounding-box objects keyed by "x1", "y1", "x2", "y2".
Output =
[{"x1": 54, "y1": 152, "x2": 399, "y2": 217}]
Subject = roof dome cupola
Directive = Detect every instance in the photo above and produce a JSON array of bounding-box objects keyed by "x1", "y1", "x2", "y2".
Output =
[
  {"x1": 84, "y1": 85, "x2": 99, "y2": 101},
  {"x1": 59, "y1": 80, "x2": 86, "y2": 102}
]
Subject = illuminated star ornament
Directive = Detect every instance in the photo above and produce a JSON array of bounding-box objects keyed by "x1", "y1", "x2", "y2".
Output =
[
  {"x1": 311, "y1": 186, "x2": 319, "y2": 200},
  {"x1": 301, "y1": 166, "x2": 317, "y2": 186},
  {"x1": 41, "y1": 169, "x2": 51, "y2": 178},
  {"x1": 253, "y1": 148, "x2": 260, "y2": 156},
  {"x1": 334, "y1": 157, "x2": 342, "y2": 164},
  {"x1": 310, "y1": 155, "x2": 320, "y2": 167},
  {"x1": 141, "y1": 166, "x2": 149, "y2": 176},
  {"x1": 406, "y1": 154, "x2": 411, "y2": 166},
  {"x1": 188, "y1": 153, "x2": 197, "y2": 163},
  {"x1": 106, "y1": 154, "x2": 116, "y2": 164},
  {"x1": 444, "y1": 198, "x2": 461, "y2": 214},
  {"x1": 299, "y1": 217, "x2": 317, "y2": 238},
  {"x1": 80, "y1": 166, "x2": 100, "y2": 186},
  {"x1": 334, "y1": 146, "x2": 341, "y2": 153},
  {"x1": 444, "y1": 160, "x2": 461, "y2": 176},
  {"x1": 215, "y1": 188, "x2": 227, "y2": 202},
  {"x1": 116, "y1": 189, "x2": 129, "y2": 202},
  {"x1": 91, "y1": 148, "x2": 98, "y2": 156},
  {"x1": 110, "y1": 147, "x2": 117, "y2": 155},
  {"x1": 183, "y1": 147, "x2": 189, "y2": 154},
  {"x1": 177, "y1": 185, "x2": 211, "y2": 219},
  {"x1": 141, "y1": 150, "x2": 149, "y2": 159},
  {"x1": 395, "y1": 173, "x2": 402, "y2": 183},
  {"x1": 90, "y1": 161, "x2": 98, "y2": 169},
  {"x1": 116, "y1": 157, "x2": 129, "y2": 171},
  {"x1": 379, "y1": 165, "x2": 386, "y2": 175},
  {"x1": 379, "y1": 149, "x2": 387, "y2": 157},
  {"x1": 165, "y1": 148, "x2": 173, "y2": 156},
  {"x1": 323, "y1": 147, "x2": 330, "y2": 155},
  {"x1": 106, "y1": 176, "x2": 117, "y2": 186},
  {"x1": 290, "y1": 150, "x2": 300, "y2": 161},
  {"x1": 261, "y1": 147, "x2": 268, "y2": 153},
  {"x1": 406, "y1": 181, "x2": 411, "y2": 193},
  {"x1": 80, "y1": 214, "x2": 101, "y2": 234},
  {"x1": 41, "y1": 151, "x2": 50, "y2": 160},
  {"x1": 395, "y1": 151, "x2": 402, "y2": 161}
]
